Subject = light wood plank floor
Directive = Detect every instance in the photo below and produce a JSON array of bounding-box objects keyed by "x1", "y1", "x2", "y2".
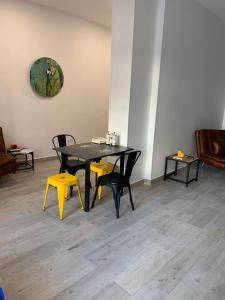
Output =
[{"x1": 1, "y1": 159, "x2": 225, "y2": 300}]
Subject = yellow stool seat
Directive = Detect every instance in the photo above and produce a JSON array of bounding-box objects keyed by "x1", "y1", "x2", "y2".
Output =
[
  {"x1": 42, "y1": 173, "x2": 84, "y2": 220},
  {"x1": 90, "y1": 161, "x2": 113, "y2": 200}
]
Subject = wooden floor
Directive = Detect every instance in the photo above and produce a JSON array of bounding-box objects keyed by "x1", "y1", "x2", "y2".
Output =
[{"x1": 1, "y1": 159, "x2": 225, "y2": 300}]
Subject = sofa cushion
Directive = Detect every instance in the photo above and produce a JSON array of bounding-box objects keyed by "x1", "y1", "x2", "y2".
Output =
[
  {"x1": 0, "y1": 154, "x2": 16, "y2": 167},
  {"x1": 200, "y1": 155, "x2": 225, "y2": 171},
  {"x1": 196, "y1": 130, "x2": 225, "y2": 156},
  {"x1": 213, "y1": 141, "x2": 225, "y2": 155},
  {"x1": 0, "y1": 127, "x2": 6, "y2": 154},
  {"x1": 203, "y1": 154, "x2": 225, "y2": 163}
]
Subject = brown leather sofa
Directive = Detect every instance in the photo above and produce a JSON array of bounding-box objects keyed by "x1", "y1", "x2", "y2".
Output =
[
  {"x1": 0, "y1": 127, "x2": 18, "y2": 176},
  {"x1": 195, "y1": 129, "x2": 225, "y2": 170}
]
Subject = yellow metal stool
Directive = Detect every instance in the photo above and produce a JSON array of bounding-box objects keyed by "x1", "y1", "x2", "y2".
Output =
[
  {"x1": 42, "y1": 173, "x2": 84, "y2": 220},
  {"x1": 90, "y1": 161, "x2": 113, "y2": 200}
]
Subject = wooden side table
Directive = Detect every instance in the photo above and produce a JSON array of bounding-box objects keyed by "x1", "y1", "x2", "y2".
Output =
[
  {"x1": 164, "y1": 154, "x2": 200, "y2": 187},
  {"x1": 7, "y1": 148, "x2": 34, "y2": 171}
]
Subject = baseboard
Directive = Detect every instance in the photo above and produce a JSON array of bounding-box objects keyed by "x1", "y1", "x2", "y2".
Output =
[
  {"x1": 144, "y1": 179, "x2": 152, "y2": 186},
  {"x1": 150, "y1": 174, "x2": 164, "y2": 184},
  {"x1": 31, "y1": 157, "x2": 187, "y2": 188},
  {"x1": 143, "y1": 176, "x2": 163, "y2": 186},
  {"x1": 144, "y1": 165, "x2": 188, "y2": 186},
  {"x1": 131, "y1": 179, "x2": 145, "y2": 188},
  {"x1": 35, "y1": 155, "x2": 57, "y2": 162},
  {"x1": 33, "y1": 157, "x2": 145, "y2": 189}
]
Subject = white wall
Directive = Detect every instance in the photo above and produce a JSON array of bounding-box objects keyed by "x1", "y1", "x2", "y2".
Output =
[
  {"x1": 0, "y1": 0, "x2": 111, "y2": 158},
  {"x1": 108, "y1": 0, "x2": 135, "y2": 146},
  {"x1": 128, "y1": 0, "x2": 165, "y2": 182},
  {"x1": 152, "y1": 0, "x2": 225, "y2": 179},
  {"x1": 222, "y1": 110, "x2": 225, "y2": 129}
]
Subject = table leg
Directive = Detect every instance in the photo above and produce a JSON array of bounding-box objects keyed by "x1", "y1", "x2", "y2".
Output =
[
  {"x1": 84, "y1": 161, "x2": 91, "y2": 212},
  {"x1": 186, "y1": 165, "x2": 190, "y2": 187},
  {"x1": 31, "y1": 152, "x2": 34, "y2": 170},
  {"x1": 25, "y1": 154, "x2": 28, "y2": 166},
  {"x1": 164, "y1": 158, "x2": 168, "y2": 180},
  {"x1": 174, "y1": 161, "x2": 178, "y2": 175}
]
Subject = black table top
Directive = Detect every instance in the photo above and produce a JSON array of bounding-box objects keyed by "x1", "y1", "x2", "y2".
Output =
[{"x1": 54, "y1": 143, "x2": 132, "y2": 161}]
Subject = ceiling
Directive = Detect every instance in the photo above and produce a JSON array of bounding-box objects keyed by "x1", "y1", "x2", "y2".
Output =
[
  {"x1": 25, "y1": 0, "x2": 225, "y2": 30},
  {"x1": 26, "y1": 0, "x2": 112, "y2": 28},
  {"x1": 197, "y1": 0, "x2": 225, "y2": 23}
]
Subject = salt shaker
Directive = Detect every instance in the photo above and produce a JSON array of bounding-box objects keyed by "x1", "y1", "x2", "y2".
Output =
[
  {"x1": 106, "y1": 131, "x2": 110, "y2": 145},
  {"x1": 111, "y1": 132, "x2": 117, "y2": 146}
]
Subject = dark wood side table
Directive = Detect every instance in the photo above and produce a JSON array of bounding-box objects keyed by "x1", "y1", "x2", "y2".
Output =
[
  {"x1": 164, "y1": 154, "x2": 200, "y2": 187},
  {"x1": 7, "y1": 148, "x2": 34, "y2": 171}
]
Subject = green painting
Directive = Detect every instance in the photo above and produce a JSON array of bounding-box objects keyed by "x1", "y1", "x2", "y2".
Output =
[{"x1": 30, "y1": 57, "x2": 64, "y2": 97}]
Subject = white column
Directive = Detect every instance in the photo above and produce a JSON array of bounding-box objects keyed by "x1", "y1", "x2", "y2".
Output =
[
  {"x1": 127, "y1": 0, "x2": 166, "y2": 183},
  {"x1": 144, "y1": 0, "x2": 166, "y2": 182}
]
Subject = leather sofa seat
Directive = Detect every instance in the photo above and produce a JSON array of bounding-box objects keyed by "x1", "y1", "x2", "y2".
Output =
[
  {"x1": 195, "y1": 130, "x2": 225, "y2": 170},
  {"x1": 0, "y1": 154, "x2": 16, "y2": 167},
  {"x1": 0, "y1": 127, "x2": 18, "y2": 176}
]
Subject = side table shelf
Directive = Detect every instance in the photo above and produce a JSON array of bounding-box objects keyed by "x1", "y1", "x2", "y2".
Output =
[{"x1": 7, "y1": 148, "x2": 34, "y2": 171}]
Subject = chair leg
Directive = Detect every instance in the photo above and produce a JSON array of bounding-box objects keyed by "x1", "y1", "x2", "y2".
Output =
[
  {"x1": 70, "y1": 186, "x2": 73, "y2": 197},
  {"x1": 76, "y1": 181, "x2": 84, "y2": 209},
  {"x1": 65, "y1": 187, "x2": 68, "y2": 200},
  {"x1": 69, "y1": 170, "x2": 77, "y2": 196},
  {"x1": 91, "y1": 185, "x2": 99, "y2": 208},
  {"x1": 98, "y1": 185, "x2": 103, "y2": 200},
  {"x1": 128, "y1": 184, "x2": 135, "y2": 211},
  {"x1": 97, "y1": 171, "x2": 104, "y2": 200},
  {"x1": 114, "y1": 194, "x2": 120, "y2": 219},
  {"x1": 58, "y1": 187, "x2": 65, "y2": 220},
  {"x1": 95, "y1": 172, "x2": 98, "y2": 186},
  {"x1": 42, "y1": 183, "x2": 50, "y2": 210}
]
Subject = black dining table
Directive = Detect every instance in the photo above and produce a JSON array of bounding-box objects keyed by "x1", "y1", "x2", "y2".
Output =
[{"x1": 54, "y1": 142, "x2": 132, "y2": 212}]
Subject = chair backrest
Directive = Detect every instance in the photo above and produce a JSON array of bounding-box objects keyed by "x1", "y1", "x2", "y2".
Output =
[
  {"x1": 0, "y1": 127, "x2": 6, "y2": 154},
  {"x1": 52, "y1": 134, "x2": 76, "y2": 164},
  {"x1": 113, "y1": 150, "x2": 141, "y2": 180}
]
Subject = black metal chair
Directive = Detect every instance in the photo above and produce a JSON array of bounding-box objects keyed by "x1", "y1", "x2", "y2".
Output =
[
  {"x1": 91, "y1": 150, "x2": 141, "y2": 218},
  {"x1": 52, "y1": 134, "x2": 86, "y2": 174},
  {"x1": 52, "y1": 134, "x2": 86, "y2": 195}
]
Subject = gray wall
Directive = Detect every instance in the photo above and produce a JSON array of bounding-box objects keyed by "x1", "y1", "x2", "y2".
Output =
[{"x1": 152, "y1": 0, "x2": 225, "y2": 179}]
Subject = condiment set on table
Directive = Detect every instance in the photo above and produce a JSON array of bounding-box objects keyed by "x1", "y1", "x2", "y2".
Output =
[
  {"x1": 91, "y1": 132, "x2": 119, "y2": 146},
  {"x1": 106, "y1": 132, "x2": 119, "y2": 146}
]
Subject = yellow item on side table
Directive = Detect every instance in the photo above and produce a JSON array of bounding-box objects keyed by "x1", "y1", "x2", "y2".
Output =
[
  {"x1": 177, "y1": 150, "x2": 185, "y2": 158},
  {"x1": 90, "y1": 161, "x2": 113, "y2": 200},
  {"x1": 42, "y1": 173, "x2": 83, "y2": 220}
]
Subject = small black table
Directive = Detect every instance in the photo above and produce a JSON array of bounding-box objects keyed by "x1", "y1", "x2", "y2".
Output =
[
  {"x1": 54, "y1": 143, "x2": 132, "y2": 212},
  {"x1": 164, "y1": 154, "x2": 200, "y2": 187},
  {"x1": 7, "y1": 148, "x2": 34, "y2": 171}
]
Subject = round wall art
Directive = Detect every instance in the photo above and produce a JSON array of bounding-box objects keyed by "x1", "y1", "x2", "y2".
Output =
[{"x1": 30, "y1": 57, "x2": 64, "y2": 97}]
